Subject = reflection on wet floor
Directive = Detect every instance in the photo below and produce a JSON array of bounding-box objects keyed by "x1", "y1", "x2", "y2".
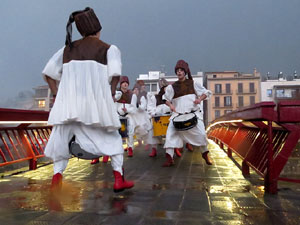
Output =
[{"x1": 0, "y1": 139, "x2": 299, "y2": 224}]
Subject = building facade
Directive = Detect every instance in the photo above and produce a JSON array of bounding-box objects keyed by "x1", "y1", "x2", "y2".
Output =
[
  {"x1": 261, "y1": 74, "x2": 300, "y2": 103},
  {"x1": 31, "y1": 85, "x2": 54, "y2": 111},
  {"x1": 137, "y1": 71, "x2": 204, "y2": 94},
  {"x1": 205, "y1": 70, "x2": 261, "y2": 123}
]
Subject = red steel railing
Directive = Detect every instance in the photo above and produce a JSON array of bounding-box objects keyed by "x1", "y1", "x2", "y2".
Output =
[
  {"x1": 0, "y1": 108, "x2": 50, "y2": 170},
  {"x1": 207, "y1": 101, "x2": 300, "y2": 194}
]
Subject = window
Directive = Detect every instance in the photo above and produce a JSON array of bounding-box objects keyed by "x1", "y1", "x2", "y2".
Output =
[
  {"x1": 213, "y1": 74, "x2": 217, "y2": 78},
  {"x1": 250, "y1": 96, "x2": 255, "y2": 105},
  {"x1": 151, "y1": 83, "x2": 157, "y2": 92},
  {"x1": 249, "y1": 83, "x2": 255, "y2": 93},
  {"x1": 224, "y1": 96, "x2": 232, "y2": 106},
  {"x1": 215, "y1": 110, "x2": 220, "y2": 118},
  {"x1": 238, "y1": 96, "x2": 244, "y2": 107},
  {"x1": 276, "y1": 89, "x2": 293, "y2": 98},
  {"x1": 267, "y1": 89, "x2": 272, "y2": 97},
  {"x1": 38, "y1": 100, "x2": 45, "y2": 108},
  {"x1": 238, "y1": 83, "x2": 243, "y2": 93},
  {"x1": 145, "y1": 84, "x2": 150, "y2": 92},
  {"x1": 215, "y1": 84, "x2": 222, "y2": 93},
  {"x1": 225, "y1": 83, "x2": 231, "y2": 94},
  {"x1": 276, "y1": 89, "x2": 285, "y2": 98},
  {"x1": 35, "y1": 89, "x2": 48, "y2": 97},
  {"x1": 215, "y1": 97, "x2": 220, "y2": 107}
]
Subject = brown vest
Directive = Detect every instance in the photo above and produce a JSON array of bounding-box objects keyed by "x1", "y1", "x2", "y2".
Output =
[
  {"x1": 155, "y1": 87, "x2": 166, "y2": 106},
  {"x1": 172, "y1": 79, "x2": 196, "y2": 99},
  {"x1": 63, "y1": 37, "x2": 110, "y2": 64},
  {"x1": 117, "y1": 90, "x2": 133, "y2": 104}
]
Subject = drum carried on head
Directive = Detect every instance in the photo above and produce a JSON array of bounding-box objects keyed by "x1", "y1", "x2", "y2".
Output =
[
  {"x1": 119, "y1": 117, "x2": 128, "y2": 138},
  {"x1": 172, "y1": 112, "x2": 198, "y2": 131},
  {"x1": 152, "y1": 114, "x2": 170, "y2": 136}
]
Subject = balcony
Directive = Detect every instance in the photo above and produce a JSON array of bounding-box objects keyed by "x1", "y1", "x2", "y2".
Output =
[
  {"x1": 213, "y1": 103, "x2": 233, "y2": 108},
  {"x1": 236, "y1": 89, "x2": 257, "y2": 95},
  {"x1": 213, "y1": 91, "x2": 233, "y2": 95}
]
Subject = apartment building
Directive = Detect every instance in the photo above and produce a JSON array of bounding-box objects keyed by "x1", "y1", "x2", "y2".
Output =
[
  {"x1": 137, "y1": 71, "x2": 204, "y2": 94},
  {"x1": 261, "y1": 72, "x2": 300, "y2": 103},
  {"x1": 31, "y1": 85, "x2": 54, "y2": 111},
  {"x1": 205, "y1": 70, "x2": 261, "y2": 123}
]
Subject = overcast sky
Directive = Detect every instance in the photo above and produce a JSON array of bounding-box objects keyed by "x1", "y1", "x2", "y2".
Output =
[{"x1": 0, "y1": 0, "x2": 300, "y2": 104}]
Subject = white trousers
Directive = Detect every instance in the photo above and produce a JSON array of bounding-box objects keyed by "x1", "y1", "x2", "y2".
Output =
[{"x1": 53, "y1": 153, "x2": 124, "y2": 175}]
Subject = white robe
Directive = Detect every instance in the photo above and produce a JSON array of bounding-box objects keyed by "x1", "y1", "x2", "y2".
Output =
[
  {"x1": 134, "y1": 96, "x2": 158, "y2": 145},
  {"x1": 115, "y1": 91, "x2": 137, "y2": 148},
  {"x1": 147, "y1": 93, "x2": 171, "y2": 116},
  {"x1": 42, "y1": 45, "x2": 124, "y2": 161},
  {"x1": 163, "y1": 81, "x2": 212, "y2": 149}
]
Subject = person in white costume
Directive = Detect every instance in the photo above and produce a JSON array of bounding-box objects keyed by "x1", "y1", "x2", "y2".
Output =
[
  {"x1": 115, "y1": 76, "x2": 137, "y2": 157},
  {"x1": 162, "y1": 59, "x2": 213, "y2": 167},
  {"x1": 147, "y1": 78, "x2": 171, "y2": 116},
  {"x1": 147, "y1": 78, "x2": 183, "y2": 158},
  {"x1": 42, "y1": 7, "x2": 134, "y2": 192},
  {"x1": 132, "y1": 81, "x2": 159, "y2": 156}
]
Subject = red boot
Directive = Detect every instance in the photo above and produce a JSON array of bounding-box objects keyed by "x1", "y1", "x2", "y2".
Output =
[
  {"x1": 186, "y1": 143, "x2": 193, "y2": 152},
  {"x1": 113, "y1": 170, "x2": 134, "y2": 193},
  {"x1": 51, "y1": 173, "x2": 62, "y2": 191},
  {"x1": 175, "y1": 148, "x2": 182, "y2": 157},
  {"x1": 103, "y1": 156, "x2": 109, "y2": 163},
  {"x1": 162, "y1": 153, "x2": 174, "y2": 167},
  {"x1": 149, "y1": 148, "x2": 157, "y2": 157},
  {"x1": 91, "y1": 158, "x2": 100, "y2": 164},
  {"x1": 127, "y1": 147, "x2": 133, "y2": 157},
  {"x1": 202, "y1": 151, "x2": 213, "y2": 165}
]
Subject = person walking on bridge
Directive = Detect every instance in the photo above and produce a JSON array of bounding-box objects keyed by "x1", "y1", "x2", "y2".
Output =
[
  {"x1": 162, "y1": 59, "x2": 213, "y2": 167},
  {"x1": 42, "y1": 7, "x2": 134, "y2": 193}
]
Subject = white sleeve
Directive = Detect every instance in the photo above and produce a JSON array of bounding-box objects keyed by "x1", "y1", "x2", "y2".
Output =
[
  {"x1": 42, "y1": 47, "x2": 64, "y2": 81},
  {"x1": 139, "y1": 96, "x2": 147, "y2": 110},
  {"x1": 107, "y1": 45, "x2": 122, "y2": 80},
  {"x1": 126, "y1": 94, "x2": 137, "y2": 114},
  {"x1": 114, "y1": 91, "x2": 122, "y2": 101},
  {"x1": 163, "y1": 85, "x2": 174, "y2": 102},
  {"x1": 194, "y1": 81, "x2": 212, "y2": 99},
  {"x1": 147, "y1": 93, "x2": 157, "y2": 116}
]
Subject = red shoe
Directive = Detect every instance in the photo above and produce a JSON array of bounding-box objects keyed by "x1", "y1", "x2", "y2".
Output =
[
  {"x1": 127, "y1": 147, "x2": 133, "y2": 157},
  {"x1": 162, "y1": 153, "x2": 174, "y2": 167},
  {"x1": 51, "y1": 173, "x2": 62, "y2": 191},
  {"x1": 202, "y1": 151, "x2": 213, "y2": 165},
  {"x1": 149, "y1": 148, "x2": 157, "y2": 157},
  {"x1": 175, "y1": 148, "x2": 182, "y2": 157},
  {"x1": 102, "y1": 156, "x2": 109, "y2": 163},
  {"x1": 186, "y1": 143, "x2": 193, "y2": 152},
  {"x1": 91, "y1": 158, "x2": 100, "y2": 164},
  {"x1": 113, "y1": 170, "x2": 134, "y2": 193}
]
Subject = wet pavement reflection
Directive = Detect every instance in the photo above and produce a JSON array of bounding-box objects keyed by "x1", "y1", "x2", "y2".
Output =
[{"x1": 0, "y1": 140, "x2": 300, "y2": 224}]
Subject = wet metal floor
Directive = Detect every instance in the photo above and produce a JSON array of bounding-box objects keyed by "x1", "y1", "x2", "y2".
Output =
[{"x1": 0, "y1": 140, "x2": 300, "y2": 225}]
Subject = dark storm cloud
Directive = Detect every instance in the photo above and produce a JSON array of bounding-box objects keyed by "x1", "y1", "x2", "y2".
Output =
[{"x1": 0, "y1": 0, "x2": 299, "y2": 105}]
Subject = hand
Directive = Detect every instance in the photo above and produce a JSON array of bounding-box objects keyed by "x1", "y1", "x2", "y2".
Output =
[
  {"x1": 122, "y1": 108, "x2": 127, "y2": 112},
  {"x1": 169, "y1": 104, "x2": 176, "y2": 112},
  {"x1": 193, "y1": 99, "x2": 202, "y2": 105}
]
